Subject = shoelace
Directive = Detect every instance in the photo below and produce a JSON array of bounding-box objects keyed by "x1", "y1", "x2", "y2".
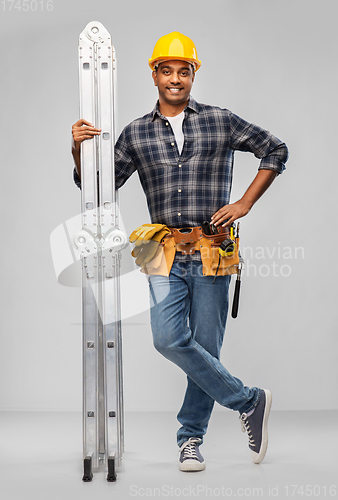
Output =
[
  {"x1": 239, "y1": 413, "x2": 256, "y2": 447},
  {"x1": 180, "y1": 437, "x2": 201, "y2": 460}
]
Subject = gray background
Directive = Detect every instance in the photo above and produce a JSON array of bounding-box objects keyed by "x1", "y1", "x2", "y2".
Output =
[{"x1": 1, "y1": 0, "x2": 337, "y2": 414}]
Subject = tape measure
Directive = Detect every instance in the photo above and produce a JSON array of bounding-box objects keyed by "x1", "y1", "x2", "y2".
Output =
[{"x1": 219, "y1": 238, "x2": 236, "y2": 257}]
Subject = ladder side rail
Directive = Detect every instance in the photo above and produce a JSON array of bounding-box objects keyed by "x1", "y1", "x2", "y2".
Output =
[
  {"x1": 103, "y1": 272, "x2": 119, "y2": 462},
  {"x1": 82, "y1": 275, "x2": 100, "y2": 469},
  {"x1": 116, "y1": 251, "x2": 124, "y2": 461},
  {"x1": 96, "y1": 44, "x2": 120, "y2": 465},
  {"x1": 96, "y1": 32, "x2": 124, "y2": 467},
  {"x1": 112, "y1": 46, "x2": 124, "y2": 463},
  {"x1": 94, "y1": 40, "x2": 107, "y2": 465},
  {"x1": 79, "y1": 32, "x2": 100, "y2": 470}
]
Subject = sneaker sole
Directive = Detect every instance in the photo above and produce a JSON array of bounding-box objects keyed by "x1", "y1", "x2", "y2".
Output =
[
  {"x1": 179, "y1": 459, "x2": 206, "y2": 472},
  {"x1": 251, "y1": 389, "x2": 272, "y2": 464}
]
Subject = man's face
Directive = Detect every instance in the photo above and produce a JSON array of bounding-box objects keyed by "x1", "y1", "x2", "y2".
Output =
[{"x1": 152, "y1": 60, "x2": 195, "y2": 108}]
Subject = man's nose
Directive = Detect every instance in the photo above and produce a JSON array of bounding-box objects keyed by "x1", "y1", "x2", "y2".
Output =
[{"x1": 170, "y1": 72, "x2": 180, "y2": 84}]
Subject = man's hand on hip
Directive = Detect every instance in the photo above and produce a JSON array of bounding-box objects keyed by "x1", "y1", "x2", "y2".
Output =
[{"x1": 211, "y1": 200, "x2": 252, "y2": 227}]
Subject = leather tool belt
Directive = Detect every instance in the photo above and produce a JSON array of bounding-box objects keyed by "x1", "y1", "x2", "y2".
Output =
[{"x1": 131, "y1": 225, "x2": 240, "y2": 277}]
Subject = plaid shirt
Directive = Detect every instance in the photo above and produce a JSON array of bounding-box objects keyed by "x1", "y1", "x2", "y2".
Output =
[{"x1": 74, "y1": 97, "x2": 288, "y2": 258}]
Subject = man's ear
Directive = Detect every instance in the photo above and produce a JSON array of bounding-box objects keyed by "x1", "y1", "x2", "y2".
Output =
[{"x1": 152, "y1": 71, "x2": 158, "y2": 86}]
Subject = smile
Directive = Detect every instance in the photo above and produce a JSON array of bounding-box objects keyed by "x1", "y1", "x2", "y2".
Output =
[{"x1": 167, "y1": 87, "x2": 183, "y2": 93}]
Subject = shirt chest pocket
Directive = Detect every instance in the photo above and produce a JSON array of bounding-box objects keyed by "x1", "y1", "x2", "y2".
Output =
[
  {"x1": 188, "y1": 137, "x2": 222, "y2": 177},
  {"x1": 195, "y1": 136, "x2": 224, "y2": 158}
]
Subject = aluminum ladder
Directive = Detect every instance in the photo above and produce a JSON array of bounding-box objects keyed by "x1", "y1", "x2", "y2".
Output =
[{"x1": 74, "y1": 21, "x2": 127, "y2": 482}]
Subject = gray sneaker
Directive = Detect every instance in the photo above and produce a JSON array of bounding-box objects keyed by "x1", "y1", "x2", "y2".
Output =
[
  {"x1": 179, "y1": 437, "x2": 205, "y2": 472},
  {"x1": 239, "y1": 389, "x2": 272, "y2": 464}
]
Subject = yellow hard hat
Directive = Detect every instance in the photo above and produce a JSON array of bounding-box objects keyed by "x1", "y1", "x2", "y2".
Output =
[{"x1": 149, "y1": 32, "x2": 201, "y2": 71}]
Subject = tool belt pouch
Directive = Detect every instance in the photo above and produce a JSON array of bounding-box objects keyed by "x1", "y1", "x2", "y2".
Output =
[
  {"x1": 200, "y1": 230, "x2": 240, "y2": 276},
  {"x1": 129, "y1": 224, "x2": 176, "y2": 277},
  {"x1": 140, "y1": 236, "x2": 176, "y2": 276}
]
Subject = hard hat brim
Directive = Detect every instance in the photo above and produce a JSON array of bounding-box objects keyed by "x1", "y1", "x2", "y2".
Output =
[{"x1": 149, "y1": 56, "x2": 201, "y2": 72}]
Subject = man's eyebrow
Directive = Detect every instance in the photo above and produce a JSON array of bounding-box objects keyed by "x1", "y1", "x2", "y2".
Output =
[{"x1": 160, "y1": 65, "x2": 191, "y2": 71}]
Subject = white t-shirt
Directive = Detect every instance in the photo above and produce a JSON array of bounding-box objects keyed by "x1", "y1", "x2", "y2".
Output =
[{"x1": 165, "y1": 111, "x2": 185, "y2": 155}]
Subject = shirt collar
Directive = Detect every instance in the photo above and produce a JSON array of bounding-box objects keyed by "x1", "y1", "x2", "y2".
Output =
[{"x1": 151, "y1": 96, "x2": 200, "y2": 121}]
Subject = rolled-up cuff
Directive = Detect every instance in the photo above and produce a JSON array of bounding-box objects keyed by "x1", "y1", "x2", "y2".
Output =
[
  {"x1": 258, "y1": 142, "x2": 288, "y2": 175},
  {"x1": 73, "y1": 167, "x2": 81, "y2": 189},
  {"x1": 259, "y1": 158, "x2": 286, "y2": 175}
]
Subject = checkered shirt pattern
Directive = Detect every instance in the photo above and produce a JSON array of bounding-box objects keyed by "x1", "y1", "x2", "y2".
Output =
[{"x1": 73, "y1": 97, "x2": 288, "y2": 260}]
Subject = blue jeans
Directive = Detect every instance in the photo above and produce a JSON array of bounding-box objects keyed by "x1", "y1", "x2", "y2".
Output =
[{"x1": 148, "y1": 259, "x2": 260, "y2": 447}]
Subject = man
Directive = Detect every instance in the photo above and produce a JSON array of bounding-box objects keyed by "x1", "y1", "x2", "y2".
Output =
[{"x1": 72, "y1": 32, "x2": 288, "y2": 472}]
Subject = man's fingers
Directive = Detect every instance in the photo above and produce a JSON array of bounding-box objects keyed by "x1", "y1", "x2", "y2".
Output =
[
  {"x1": 75, "y1": 133, "x2": 100, "y2": 141},
  {"x1": 221, "y1": 217, "x2": 235, "y2": 227},
  {"x1": 73, "y1": 118, "x2": 96, "y2": 128},
  {"x1": 215, "y1": 213, "x2": 235, "y2": 226},
  {"x1": 211, "y1": 208, "x2": 231, "y2": 224},
  {"x1": 211, "y1": 205, "x2": 231, "y2": 217},
  {"x1": 211, "y1": 206, "x2": 239, "y2": 227},
  {"x1": 74, "y1": 127, "x2": 101, "y2": 137},
  {"x1": 72, "y1": 125, "x2": 101, "y2": 133},
  {"x1": 218, "y1": 216, "x2": 233, "y2": 227}
]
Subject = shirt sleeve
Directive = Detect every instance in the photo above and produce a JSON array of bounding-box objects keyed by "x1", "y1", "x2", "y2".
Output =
[
  {"x1": 73, "y1": 168, "x2": 81, "y2": 189},
  {"x1": 114, "y1": 125, "x2": 137, "y2": 189},
  {"x1": 71, "y1": 126, "x2": 137, "y2": 190},
  {"x1": 229, "y1": 112, "x2": 289, "y2": 174}
]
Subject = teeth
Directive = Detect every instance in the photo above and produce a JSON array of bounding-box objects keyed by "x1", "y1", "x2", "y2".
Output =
[{"x1": 168, "y1": 88, "x2": 181, "y2": 92}]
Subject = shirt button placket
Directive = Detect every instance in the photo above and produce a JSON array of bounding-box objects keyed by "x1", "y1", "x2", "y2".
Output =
[{"x1": 177, "y1": 162, "x2": 183, "y2": 222}]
